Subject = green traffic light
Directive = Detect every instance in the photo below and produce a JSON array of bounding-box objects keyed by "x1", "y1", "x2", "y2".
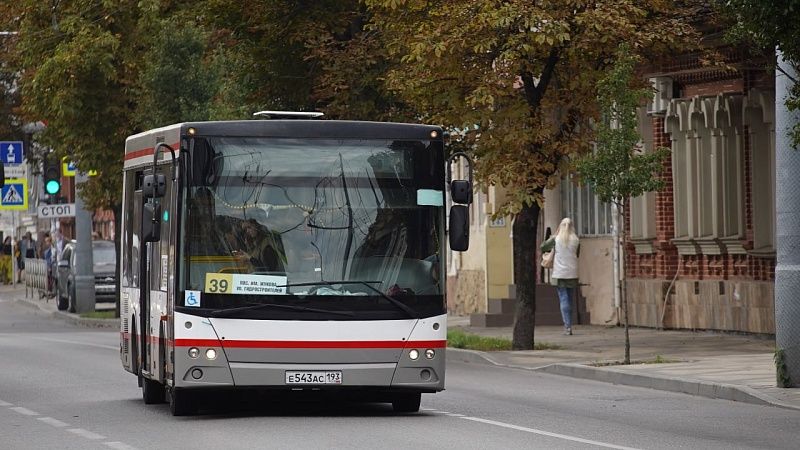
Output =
[{"x1": 45, "y1": 179, "x2": 61, "y2": 195}]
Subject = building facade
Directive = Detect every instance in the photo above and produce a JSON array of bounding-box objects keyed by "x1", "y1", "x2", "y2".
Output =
[{"x1": 448, "y1": 46, "x2": 777, "y2": 335}]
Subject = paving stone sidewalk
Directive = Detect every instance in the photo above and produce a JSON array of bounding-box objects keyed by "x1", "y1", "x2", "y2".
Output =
[{"x1": 447, "y1": 315, "x2": 800, "y2": 411}]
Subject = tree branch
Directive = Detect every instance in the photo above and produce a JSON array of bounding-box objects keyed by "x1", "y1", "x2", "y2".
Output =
[{"x1": 521, "y1": 47, "x2": 560, "y2": 114}]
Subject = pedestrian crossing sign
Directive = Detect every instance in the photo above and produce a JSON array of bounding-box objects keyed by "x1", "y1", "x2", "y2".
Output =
[
  {"x1": 62, "y1": 158, "x2": 77, "y2": 177},
  {"x1": 0, "y1": 178, "x2": 28, "y2": 210}
]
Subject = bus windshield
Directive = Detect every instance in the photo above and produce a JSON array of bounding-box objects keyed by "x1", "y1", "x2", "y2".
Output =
[{"x1": 181, "y1": 136, "x2": 446, "y2": 319}]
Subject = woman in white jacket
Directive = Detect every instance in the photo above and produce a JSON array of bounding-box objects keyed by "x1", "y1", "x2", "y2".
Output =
[{"x1": 540, "y1": 218, "x2": 580, "y2": 335}]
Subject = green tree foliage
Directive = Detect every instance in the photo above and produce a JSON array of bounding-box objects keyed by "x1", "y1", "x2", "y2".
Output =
[
  {"x1": 14, "y1": 0, "x2": 142, "y2": 209},
  {"x1": 365, "y1": 0, "x2": 702, "y2": 349},
  {"x1": 0, "y1": 5, "x2": 22, "y2": 142},
  {"x1": 722, "y1": 0, "x2": 800, "y2": 146},
  {"x1": 135, "y1": 24, "x2": 220, "y2": 129},
  {"x1": 203, "y1": 0, "x2": 412, "y2": 120},
  {"x1": 577, "y1": 44, "x2": 669, "y2": 364}
]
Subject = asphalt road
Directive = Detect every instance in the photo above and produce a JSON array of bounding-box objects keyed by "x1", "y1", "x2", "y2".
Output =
[{"x1": 2, "y1": 297, "x2": 799, "y2": 450}]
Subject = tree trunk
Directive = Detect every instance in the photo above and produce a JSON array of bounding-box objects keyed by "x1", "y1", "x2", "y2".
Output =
[
  {"x1": 620, "y1": 203, "x2": 631, "y2": 364},
  {"x1": 511, "y1": 200, "x2": 541, "y2": 350}
]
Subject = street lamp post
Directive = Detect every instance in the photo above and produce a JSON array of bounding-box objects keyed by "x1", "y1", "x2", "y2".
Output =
[{"x1": 775, "y1": 50, "x2": 800, "y2": 387}]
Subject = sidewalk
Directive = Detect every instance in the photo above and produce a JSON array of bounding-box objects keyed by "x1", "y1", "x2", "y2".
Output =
[
  {"x1": 1, "y1": 284, "x2": 118, "y2": 329},
  {"x1": 448, "y1": 315, "x2": 800, "y2": 411}
]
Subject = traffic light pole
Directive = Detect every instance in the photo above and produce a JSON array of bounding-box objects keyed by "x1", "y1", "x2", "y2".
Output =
[{"x1": 73, "y1": 172, "x2": 95, "y2": 313}]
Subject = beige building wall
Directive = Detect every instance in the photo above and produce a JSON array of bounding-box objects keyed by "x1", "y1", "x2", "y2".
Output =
[
  {"x1": 577, "y1": 237, "x2": 616, "y2": 325},
  {"x1": 446, "y1": 189, "x2": 488, "y2": 315}
]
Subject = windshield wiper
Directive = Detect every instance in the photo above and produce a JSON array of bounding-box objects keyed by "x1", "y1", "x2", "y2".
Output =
[
  {"x1": 279, "y1": 281, "x2": 419, "y2": 319},
  {"x1": 209, "y1": 301, "x2": 354, "y2": 318}
]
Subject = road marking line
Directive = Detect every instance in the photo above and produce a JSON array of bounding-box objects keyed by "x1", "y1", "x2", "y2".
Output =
[
  {"x1": 446, "y1": 413, "x2": 465, "y2": 417},
  {"x1": 0, "y1": 399, "x2": 13, "y2": 406},
  {"x1": 67, "y1": 428, "x2": 106, "y2": 440},
  {"x1": 10, "y1": 406, "x2": 39, "y2": 416},
  {"x1": 436, "y1": 410, "x2": 451, "y2": 414},
  {"x1": 31, "y1": 336, "x2": 117, "y2": 350},
  {"x1": 37, "y1": 417, "x2": 69, "y2": 427},
  {"x1": 460, "y1": 416, "x2": 640, "y2": 450},
  {"x1": 105, "y1": 442, "x2": 138, "y2": 450}
]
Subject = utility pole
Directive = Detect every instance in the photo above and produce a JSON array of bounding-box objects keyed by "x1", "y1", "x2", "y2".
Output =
[
  {"x1": 73, "y1": 172, "x2": 95, "y2": 313},
  {"x1": 775, "y1": 50, "x2": 800, "y2": 387}
]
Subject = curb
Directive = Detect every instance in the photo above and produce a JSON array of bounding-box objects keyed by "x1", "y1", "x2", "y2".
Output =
[
  {"x1": 15, "y1": 298, "x2": 119, "y2": 329},
  {"x1": 447, "y1": 347, "x2": 800, "y2": 412}
]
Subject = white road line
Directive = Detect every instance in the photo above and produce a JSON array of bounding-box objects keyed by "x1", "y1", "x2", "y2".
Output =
[
  {"x1": 104, "y1": 442, "x2": 138, "y2": 450},
  {"x1": 0, "y1": 399, "x2": 13, "y2": 406},
  {"x1": 460, "y1": 416, "x2": 640, "y2": 450},
  {"x1": 31, "y1": 336, "x2": 118, "y2": 350},
  {"x1": 37, "y1": 417, "x2": 69, "y2": 428},
  {"x1": 10, "y1": 406, "x2": 39, "y2": 416},
  {"x1": 67, "y1": 428, "x2": 106, "y2": 440},
  {"x1": 446, "y1": 413, "x2": 465, "y2": 417}
]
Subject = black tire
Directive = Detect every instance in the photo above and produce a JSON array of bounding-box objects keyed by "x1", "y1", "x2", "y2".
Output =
[
  {"x1": 56, "y1": 292, "x2": 68, "y2": 311},
  {"x1": 67, "y1": 285, "x2": 76, "y2": 313},
  {"x1": 142, "y1": 376, "x2": 165, "y2": 404},
  {"x1": 392, "y1": 393, "x2": 421, "y2": 413},
  {"x1": 169, "y1": 388, "x2": 196, "y2": 416}
]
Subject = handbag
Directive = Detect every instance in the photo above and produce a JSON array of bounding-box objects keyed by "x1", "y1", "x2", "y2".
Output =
[{"x1": 541, "y1": 248, "x2": 555, "y2": 269}]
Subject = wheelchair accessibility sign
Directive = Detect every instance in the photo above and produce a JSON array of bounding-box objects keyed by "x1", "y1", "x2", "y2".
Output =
[
  {"x1": 184, "y1": 290, "x2": 201, "y2": 307},
  {"x1": 0, "y1": 178, "x2": 28, "y2": 211}
]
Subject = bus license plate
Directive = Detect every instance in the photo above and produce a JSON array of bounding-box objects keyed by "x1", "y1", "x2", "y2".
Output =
[{"x1": 285, "y1": 371, "x2": 342, "y2": 385}]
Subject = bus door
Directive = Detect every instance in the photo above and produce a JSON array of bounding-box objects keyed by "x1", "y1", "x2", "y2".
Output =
[
  {"x1": 139, "y1": 167, "x2": 174, "y2": 381},
  {"x1": 133, "y1": 188, "x2": 151, "y2": 376}
]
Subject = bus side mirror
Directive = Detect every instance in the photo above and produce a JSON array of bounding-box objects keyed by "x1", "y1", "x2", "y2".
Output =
[
  {"x1": 142, "y1": 203, "x2": 161, "y2": 242},
  {"x1": 142, "y1": 173, "x2": 166, "y2": 198},
  {"x1": 451, "y1": 180, "x2": 472, "y2": 204},
  {"x1": 449, "y1": 205, "x2": 469, "y2": 251}
]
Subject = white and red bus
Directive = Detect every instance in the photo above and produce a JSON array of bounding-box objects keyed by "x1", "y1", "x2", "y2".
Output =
[{"x1": 119, "y1": 116, "x2": 472, "y2": 415}]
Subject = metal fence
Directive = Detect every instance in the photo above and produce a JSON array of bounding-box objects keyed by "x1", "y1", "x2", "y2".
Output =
[{"x1": 24, "y1": 258, "x2": 52, "y2": 299}]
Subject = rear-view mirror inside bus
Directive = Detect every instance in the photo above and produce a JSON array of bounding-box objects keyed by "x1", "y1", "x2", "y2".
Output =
[{"x1": 142, "y1": 203, "x2": 161, "y2": 242}]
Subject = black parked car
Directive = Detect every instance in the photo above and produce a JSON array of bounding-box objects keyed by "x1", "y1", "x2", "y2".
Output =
[{"x1": 56, "y1": 240, "x2": 117, "y2": 312}]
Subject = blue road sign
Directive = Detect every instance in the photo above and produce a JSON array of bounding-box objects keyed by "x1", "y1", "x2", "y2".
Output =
[
  {"x1": 0, "y1": 141, "x2": 24, "y2": 165},
  {"x1": 0, "y1": 179, "x2": 28, "y2": 210}
]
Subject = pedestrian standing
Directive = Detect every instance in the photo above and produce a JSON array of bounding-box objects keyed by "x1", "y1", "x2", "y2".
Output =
[
  {"x1": 1, "y1": 236, "x2": 12, "y2": 284},
  {"x1": 18, "y1": 232, "x2": 34, "y2": 282},
  {"x1": 42, "y1": 236, "x2": 55, "y2": 296},
  {"x1": 540, "y1": 218, "x2": 580, "y2": 335}
]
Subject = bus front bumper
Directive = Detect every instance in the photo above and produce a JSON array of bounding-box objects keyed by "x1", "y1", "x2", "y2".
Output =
[{"x1": 174, "y1": 351, "x2": 445, "y2": 392}]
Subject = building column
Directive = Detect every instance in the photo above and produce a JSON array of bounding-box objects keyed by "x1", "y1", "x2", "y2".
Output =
[{"x1": 774, "y1": 50, "x2": 800, "y2": 386}]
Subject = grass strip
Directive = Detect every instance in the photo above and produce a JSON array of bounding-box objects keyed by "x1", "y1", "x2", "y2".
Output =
[
  {"x1": 79, "y1": 310, "x2": 116, "y2": 319},
  {"x1": 447, "y1": 329, "x2": 562, "y2": 351}
]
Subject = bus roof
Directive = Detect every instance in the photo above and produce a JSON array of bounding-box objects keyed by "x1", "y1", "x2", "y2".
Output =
[{"x1": 124, "y1": 120, "x2": 443, "y2": 170}]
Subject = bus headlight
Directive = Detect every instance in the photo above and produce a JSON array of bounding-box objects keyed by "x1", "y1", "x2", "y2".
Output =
[
  {"x1": 188, "y1": 347, "x2": 199, "y2": 358},
  {"x1": 205, "y1": 348, "x2": 217, "y2": 360},
  {"x1": 425, "y1": 349, "x2": 435, "y2": 359},
  {"x1": 408, "y1": 349, "x2": 419, "y2": 360}
]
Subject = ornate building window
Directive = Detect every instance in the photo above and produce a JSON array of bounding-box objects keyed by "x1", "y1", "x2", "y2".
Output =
[
  {"x1": 743, "y1": 89, "x2": 776, "y2": 254},
  {"x1": 560, "y1": 176, "x2": 613, "y2": 236},
  {"x1": 665, "y1": 91, "x2": 771, "y2": 255},
  {"x1": 630, "y1": 107, "x2": 657, "y2": 253}
]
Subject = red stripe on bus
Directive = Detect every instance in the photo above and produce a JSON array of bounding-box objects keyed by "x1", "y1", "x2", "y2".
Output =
[
  {"x1": 125, "y1": 142, "x2": 181, "y2": 161},
  {"x1": 173, "y1": 339, "x2": 447, "y2": 349}
]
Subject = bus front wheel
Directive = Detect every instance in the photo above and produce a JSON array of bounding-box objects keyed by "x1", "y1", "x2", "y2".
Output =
[
  {"x1": 391, "y1": 393, "x2": 421, "y2": 413},
  {"x1": 169, "y1": 388, "x2": 196, "y2": 416}
]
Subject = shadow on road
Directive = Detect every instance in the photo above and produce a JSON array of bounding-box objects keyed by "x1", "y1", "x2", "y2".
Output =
[{"x1": 127, "y1": 391, "x2": 437, "y2": 419}]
